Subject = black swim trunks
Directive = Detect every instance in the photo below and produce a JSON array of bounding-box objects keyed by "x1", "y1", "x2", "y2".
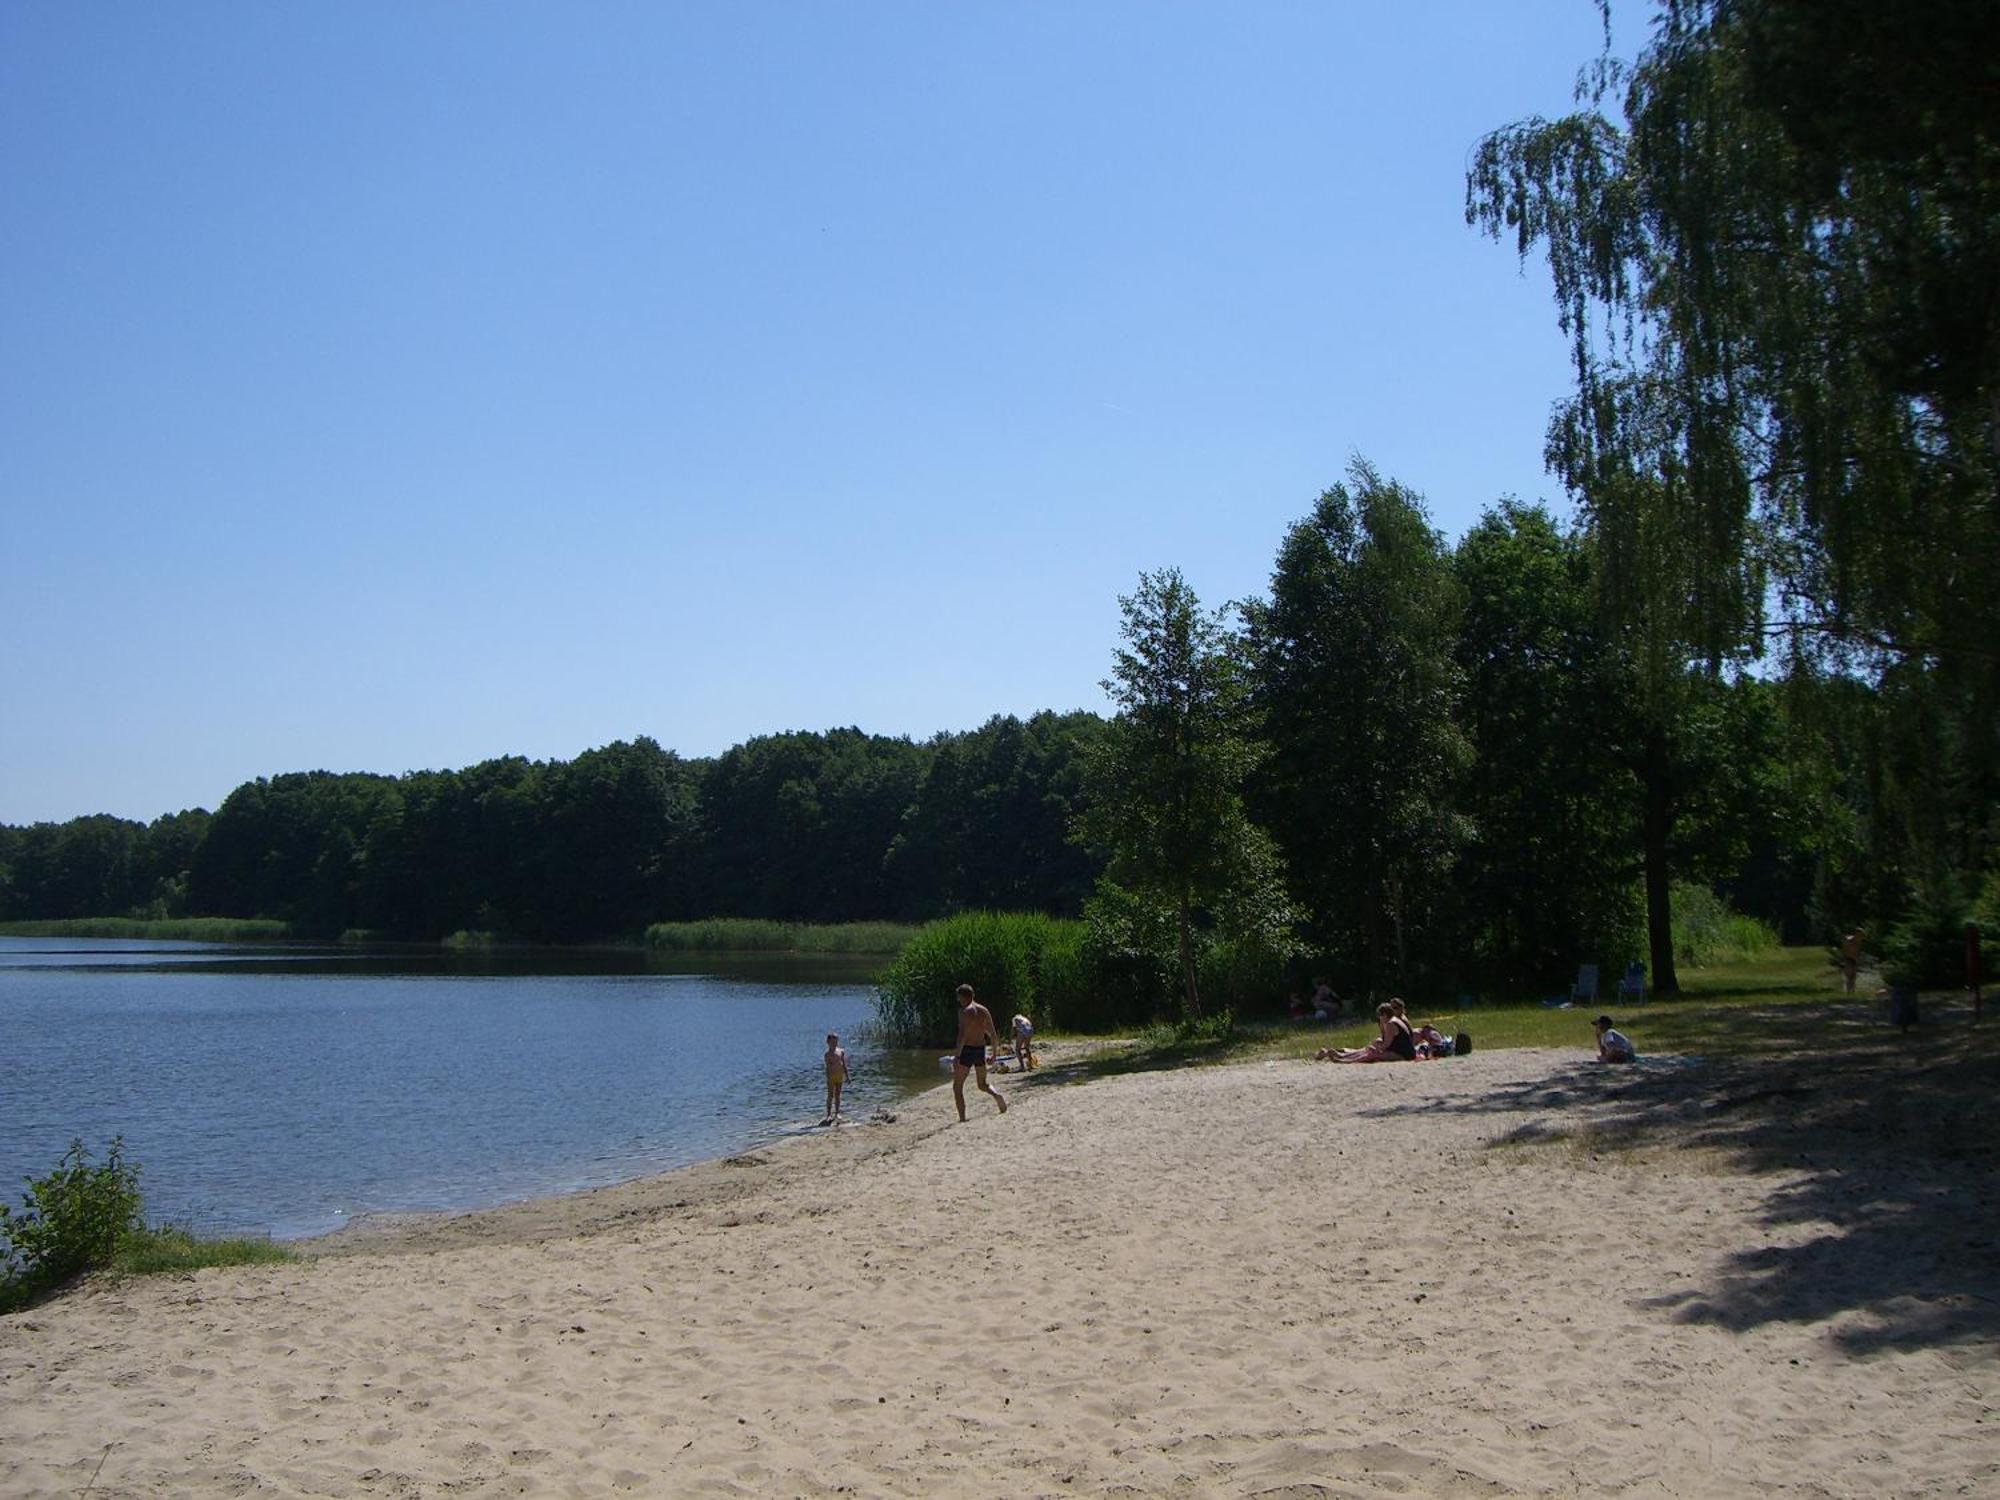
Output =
[{"x1": 956, "y1": 1044, "x2": 985, "y2": 1068}]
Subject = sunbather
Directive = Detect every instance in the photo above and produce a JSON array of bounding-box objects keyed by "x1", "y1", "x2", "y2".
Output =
[{"x1": 1314, "y1": 1003, "x2": 1415, "y2": 1063}]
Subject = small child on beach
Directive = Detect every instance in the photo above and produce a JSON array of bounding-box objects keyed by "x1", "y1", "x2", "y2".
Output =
[
  {"x1": 1592, "y1": 1015, "x2": 1636, "y2": 1064},
  {"x1": 823, "y1": 1033, "x2": 849, "y2": 1124}
]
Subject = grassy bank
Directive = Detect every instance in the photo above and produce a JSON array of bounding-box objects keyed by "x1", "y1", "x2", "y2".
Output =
[
  {"x1": 1234, "y1": 946, "x2": 1864, "y2": 1061},
  {"x1": 0, "y1": 917, "x2": 290, "y2": 942},
  {"x1": 1059, "y1": 945, "x2": 1979, "y2": 1073},
  {"x1": 643, "y1": 918, "x2": 918, "y2": 954}
]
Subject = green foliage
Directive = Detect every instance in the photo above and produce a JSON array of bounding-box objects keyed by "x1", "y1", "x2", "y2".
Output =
[
  {"x1": 0, "y1": 809, "x2": 212, "y2": 924},
  {"x1": 0, "y1": 1139, "x2": 144, "y2": 1308},
  {"x1": 1133, "y1": 1011, "x2": 1235, "y2": 1053},
  {"x1": 696, "y1": 729, "x2": 929, "y2": 924},
  {"x1": 1451, "y1": 502, "x2": 1637, "y2": 993},
  {"x1": 0, "y1": 1142, "x2": 299, "y2": 1312},
  {"x1": 1878, "y1": 879, "x2": 1996, "y2": 990},
  {"x1": 109, "y1": 1226, "x2": 295, "y2": 1277},
  {"x1": 1081, "y1": 568, "x2": 1294, "y2": 1018},
  {"x1": 645, "y1": 919, "x2": 917, "y2": 954},
  {"x1": 1669, "y1": 882, "x2": 1779, "y2": 967},
  {"x1": 1246, "y1": 461, "x2": 1468, "y2": 995},
  {"x1": 1468, "y1": 0, "x2": 2000, "y2": 969},
  {"x1": 872, "y1": 911, "x2": 1101, "y2": 1045},
  {"x1": 0, "y1": 916, "x2": 288, "y2": 941},
  {"x1": 884, "y1": 711, "x2": 1107, "y2": 918}
]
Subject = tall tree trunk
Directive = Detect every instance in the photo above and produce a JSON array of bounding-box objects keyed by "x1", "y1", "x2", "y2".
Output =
[
  {"x1": 1642, "y1": 720, "x2": 1681, "y2": 996},
  {"x1": 1178, "y1": 891, "x2": 1202, "y2": 1020}
]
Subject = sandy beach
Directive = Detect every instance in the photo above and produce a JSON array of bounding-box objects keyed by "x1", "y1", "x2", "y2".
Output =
[{"x1": 2, "y1": 1045, "x2": 1994, "y2": 1497}]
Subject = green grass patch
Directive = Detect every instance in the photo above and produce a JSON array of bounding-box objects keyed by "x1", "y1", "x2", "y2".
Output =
[
  {"x1": 0, "y1": 917, "x2": 290, "y2": 942},
  {"x1": 110, "y1": 1226, "x2": 297, "y2": 1276},
  {"x1": 645, "y1": 918, "x2": 918, "y2": 954},
  {"x1": 1045, "y1": 946, "x2": 1880, "y2": 1073}
]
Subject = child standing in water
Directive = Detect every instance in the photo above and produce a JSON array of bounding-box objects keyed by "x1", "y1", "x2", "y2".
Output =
[{"x1": 823, "y1": 1032, "x2": 849, "y2": 1124}]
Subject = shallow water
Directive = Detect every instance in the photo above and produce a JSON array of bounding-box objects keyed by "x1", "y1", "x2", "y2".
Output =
[{"x1": 0, "y1": 937, "x2": 937, "y2": 1239}]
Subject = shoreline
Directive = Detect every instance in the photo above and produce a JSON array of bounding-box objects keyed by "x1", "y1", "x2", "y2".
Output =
[
  {"x1": 4, "y1": 1045, "x2": 1994, "y2": 1497},
  {"x1": 300, "y1": 1042, "x2": 1095, "y2": 1257}
]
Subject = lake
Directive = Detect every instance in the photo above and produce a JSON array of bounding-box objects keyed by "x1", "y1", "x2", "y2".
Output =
[{"x1": 0, "y1": 937, "x2": 941, "y2": 1240}]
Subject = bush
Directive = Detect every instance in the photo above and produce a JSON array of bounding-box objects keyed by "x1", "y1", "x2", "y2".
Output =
[
  {"x1": 1670, "y1": 883, "x2": 1780, "y2": 967},
  {"x1": 0, "y1": 1139, "x2": 143, "y2": 1307},
  {"x1": 1879, "y1": 880, "x2": 1996, "y2": 989},
  {"x1": 1195, "y1": 936, "x2": 1291, "y2": 1016},
  {"x1": 872, "y1": 912, "x2": 1077, "y2": 1045}
]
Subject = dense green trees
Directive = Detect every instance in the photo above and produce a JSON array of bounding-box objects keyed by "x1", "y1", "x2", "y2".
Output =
[
  {"x1": 1467, "y1": 0, "x2": 1998, "y2": 960},
  {"x1": 1080, "y1": 569, "x2": 1291, "y2": 1019},
  {"x1": 885, "y1": 711, "x2": 1105, "y2": 918},
  {"x1": 2, "y1": 725, "x2": 1104, "y2": 943},
  {"x1": 695, "y1": 730, "x2": 927, "y2": 923},
  {"x1": 1245, "y1": 463, "x2": 1469, "y2": 995},
  {"x1": 0, "y1": 810, "x2": 211, "y2": 923},
  {"x1": 1449, "y1": 503, "x2": 1633, "y2": 995}
]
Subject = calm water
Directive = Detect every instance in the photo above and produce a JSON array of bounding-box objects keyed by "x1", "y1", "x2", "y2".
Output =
[{"x1": 0, "y1": 937, "x2": 939, "y2": 1239}]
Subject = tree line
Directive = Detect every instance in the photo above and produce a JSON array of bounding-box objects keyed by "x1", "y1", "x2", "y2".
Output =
[
  {"x1": 3, "y1": 476, "x2": 1956, "y2": 999},
  {"x1": 0, "y1": 713, "x2": 1104, "y2": 946}
]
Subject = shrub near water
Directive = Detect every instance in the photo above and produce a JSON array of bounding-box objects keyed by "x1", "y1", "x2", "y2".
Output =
[
  {"x1": 0, "y1": 1139, "x2": 143, "y2": 1308},
  {"x1": 873, "y1": 912, "x2": 1086, "y2": 1045},
  {"x1": 0, "y1": 1139, "x2": 296, "y2": 1313}
]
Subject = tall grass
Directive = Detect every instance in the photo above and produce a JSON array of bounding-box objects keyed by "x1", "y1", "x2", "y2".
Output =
[
  {"x1": 1670, "y1": 883, "x2": 1779, "y2": 967},
  {"x1": 110, "y1": 1226, "x2": 296, "y2": 1277},
  {"x1": 873, "y1": 912, "x2": 1082, "y2": 1045},
  {"x1": 0, "y1": 917, "x2": 289, "y2": 942},
  {"x1": 644, "y1": 918, "x2": 918, "y2": 954}
]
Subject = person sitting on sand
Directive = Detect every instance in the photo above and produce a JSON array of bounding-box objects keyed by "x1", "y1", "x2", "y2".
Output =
[
  {"x1": 1315, "y1": 1002, "x2": 1416, "y2": 1063},
  {"x1": 823, "y1": 1032, "x2": 850, "y2": 1123},
  {"x1": 1592, "y1": 1014, "x2": 1636, "y2": 1064}
]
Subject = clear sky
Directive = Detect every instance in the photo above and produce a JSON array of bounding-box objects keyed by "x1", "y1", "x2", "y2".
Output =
[{"x1": 3, "y1": 1, "x2": 1621, "y2": 825}]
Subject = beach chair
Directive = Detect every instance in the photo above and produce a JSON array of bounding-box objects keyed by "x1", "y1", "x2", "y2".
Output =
[
  {"x1": 1616, "y1": 961, "x2": 1646, "y2": 1003},
  {"x1": 1570, "y1": 964, "x2": 1599, "y2": 1004}
]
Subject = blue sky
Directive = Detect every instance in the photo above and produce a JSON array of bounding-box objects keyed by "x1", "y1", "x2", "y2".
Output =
[{"x1": 3, "y1": 2, "x2": 1621, "y2": 824}]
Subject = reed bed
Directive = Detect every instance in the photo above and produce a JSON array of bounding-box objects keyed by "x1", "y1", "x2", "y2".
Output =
[
  {"x1": 0, "y1": 917, "x2": 289, "y2": 942},
  {"x1": 643, "y1": 918, "x2": 918, "y2": 954}
]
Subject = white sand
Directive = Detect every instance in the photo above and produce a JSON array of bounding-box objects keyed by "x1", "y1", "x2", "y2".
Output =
[{"x1": 2, "y1": 1047, "x2": 1994, "y2": 1497}]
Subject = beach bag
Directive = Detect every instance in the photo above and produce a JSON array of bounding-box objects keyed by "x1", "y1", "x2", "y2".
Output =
[{"x1": 1454, "y1": 1031, "x2": 1471, "y2": 1056}]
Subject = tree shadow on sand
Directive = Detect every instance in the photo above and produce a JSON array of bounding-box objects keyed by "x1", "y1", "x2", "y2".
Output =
[{"x1": 1358, "y1": 995, "x2": 2000, "y2": 1357}]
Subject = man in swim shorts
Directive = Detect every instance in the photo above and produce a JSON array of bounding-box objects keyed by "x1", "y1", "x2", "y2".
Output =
[{"x1": 952, "y1": 983, "x2": 1008, "y2": 1122}]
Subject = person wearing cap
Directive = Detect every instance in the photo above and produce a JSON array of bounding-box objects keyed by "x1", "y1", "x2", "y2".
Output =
[{"x1": 1592, "y1": 1015, "x2": 1636, "y2": 1064}]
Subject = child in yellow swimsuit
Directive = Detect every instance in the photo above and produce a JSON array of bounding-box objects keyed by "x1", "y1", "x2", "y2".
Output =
[{"x1": 823, "y1": 1033, "x2": 850, "y2": 1123}]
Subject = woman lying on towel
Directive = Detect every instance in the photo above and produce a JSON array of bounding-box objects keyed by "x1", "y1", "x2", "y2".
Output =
[{"x1": 1315, "y1": 1002, "x2": 1416, "y2": 1063}]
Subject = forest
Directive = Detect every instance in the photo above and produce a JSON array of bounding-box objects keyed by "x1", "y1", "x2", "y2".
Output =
[{"x1": 3, "y1": 0, "x2": 1994, "y2": 1008}]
